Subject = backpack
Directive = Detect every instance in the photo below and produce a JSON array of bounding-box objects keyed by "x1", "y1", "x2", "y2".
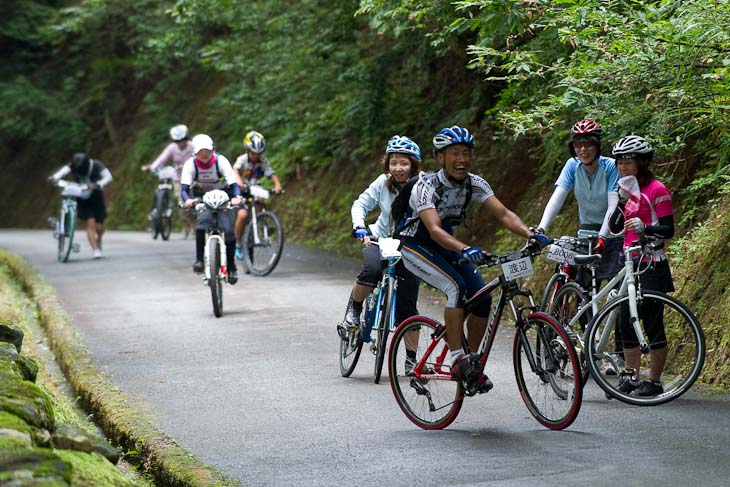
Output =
[{"x1": 390, "y1": 172, "x2": 472, "y2": 236}]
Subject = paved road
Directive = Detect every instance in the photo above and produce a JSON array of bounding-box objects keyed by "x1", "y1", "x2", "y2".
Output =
[{"x1": 2, "y1": 229, "x2": 729, "y2": 486}]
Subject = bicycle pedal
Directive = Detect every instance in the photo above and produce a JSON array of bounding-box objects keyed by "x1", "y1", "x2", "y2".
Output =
[{"x1": 72, "y1": 244, "x2": 80, "y2": 253}]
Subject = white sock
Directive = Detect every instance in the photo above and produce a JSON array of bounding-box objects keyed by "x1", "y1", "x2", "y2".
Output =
[{"x1": 450, "y1": 348, "x2": 465, "y2": 361}]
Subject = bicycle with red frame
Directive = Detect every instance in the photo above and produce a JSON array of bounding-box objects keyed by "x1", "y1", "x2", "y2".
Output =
[{"x1": 388, "y1": 240, "x2": 583, "y2": 431}]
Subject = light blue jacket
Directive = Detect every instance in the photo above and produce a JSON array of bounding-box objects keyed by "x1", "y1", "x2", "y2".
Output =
[{"x1": 351, "y1": 174, "x2": 397, "y2": 239}]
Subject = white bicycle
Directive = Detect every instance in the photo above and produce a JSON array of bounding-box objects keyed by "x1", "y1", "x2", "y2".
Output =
[{"x1": 192, "y1": 190, "x2": 238, "y2": 318}]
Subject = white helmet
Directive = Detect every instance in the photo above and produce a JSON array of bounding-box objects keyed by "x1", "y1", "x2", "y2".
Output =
[
  {"x1": 612, "y1": 135, "x2": 653, "y2": 158},
  {"x1": 192, "y1": 134, "x2": 214, "y2": 154},
  {"x1": 243, "y1": 131, "x2": 266, "y2": 154},
  {"x1": 169, "y1": 124, "x2": 189, "y2": 141},
  {"x1": 202, "y1": 189, "x2": 230, "y2": 209}
]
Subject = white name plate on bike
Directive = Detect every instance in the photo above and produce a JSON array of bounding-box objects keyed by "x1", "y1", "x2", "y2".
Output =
[
  {"x1": 502, "y1": 256, "x2": 533, "y2": 281},
  {"x1": 378, "y1": 238, "x2": 401, "y2": 258},
  {"x1": 546, "y1": 244, "x2": 578, "y2": 265}
]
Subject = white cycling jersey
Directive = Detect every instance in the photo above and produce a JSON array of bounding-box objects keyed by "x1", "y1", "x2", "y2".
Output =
[{"x1": 180, "y1": 153, "x2": 237, "y2": 194}]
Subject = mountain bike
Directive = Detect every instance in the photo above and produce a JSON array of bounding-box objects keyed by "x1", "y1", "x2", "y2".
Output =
[
  {"x1": 388, "y1": 241, "x2": 583, "y2": 431},
  {"x1": 47, "y1": 180, "x2": 89, "y2": 263},
  {"x1": 241, "y1": 185, "x2": 284, "y2": 276},
  {"x1": 191, "y1": 190, "x2": 238, "y2": 318},
  {"x1": 339, "y1": 237, "x2": 401, "y2": 383},
  {"x1": 577, "y1": 237, "x2": 705, "y2": 406},
  {"x1": 149, "y1": 166, "x2": 175, "y2": 241}
]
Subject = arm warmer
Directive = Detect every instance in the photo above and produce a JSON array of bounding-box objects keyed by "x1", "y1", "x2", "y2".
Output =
[
  {"x1": 97, "y1": 168, "x2": 113, "y2": 189},
  {"x1": 50, "y1": 165, "x2": 71, "y2": 181},
  {"x1": 538, "y1": 186, "x2": 569, "y2": 232},
  {"x1": 181, "y1": 184, "x2": 191, "y2": 202},
  {"x1": 599, "y1": 191, "x2": 619, "y2": 238},
  {"x1": 608, "y1": 204, "x2": 675, "y2": 239}
]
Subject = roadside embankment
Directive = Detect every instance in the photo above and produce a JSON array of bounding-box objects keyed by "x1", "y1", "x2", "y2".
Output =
[{"x1": 0, "y1": 250, "x2": 238, "y2": 487}]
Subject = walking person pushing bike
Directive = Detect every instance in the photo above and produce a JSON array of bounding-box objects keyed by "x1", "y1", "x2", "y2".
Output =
[{"x1": 48, "y1": 152, "x2": 113, "y2": 260}]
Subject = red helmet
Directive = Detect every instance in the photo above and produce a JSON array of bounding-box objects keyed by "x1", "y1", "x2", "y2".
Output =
[
  {"x1": 570, "y1": 119, "x2": 603, "y2": 139},
  {"x1": 568, "y1": 119, "x2": 602, "y2": 159}
]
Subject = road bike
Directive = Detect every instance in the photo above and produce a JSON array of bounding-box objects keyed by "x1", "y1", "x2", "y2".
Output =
[
  {"x1": 149, "y1": 166, "x2": 175, "y2": 241},
  {"x1": 575, "y1": 237, "x2": 705, "y2": 405},
  {"x1": 191, "y1": 190, "x2": 238, "y2": 318},
  {"x1": 540, "y1": 236, "x2": 597, "y2": 385},
  {"x1": 47, "y1": 180, "x2": 89, "y2": 263},
  {"x1": 388, "y1": 241, "x2": 583, "y2": 431},
  {"x1": 339, "y1": 237, "x2": 401, "y2": 383},
  {"x1": 240, "y1": 185, "x2": 284, "y2": 276}
]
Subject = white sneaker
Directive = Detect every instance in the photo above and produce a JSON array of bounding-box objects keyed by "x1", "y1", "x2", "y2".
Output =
[{"x1": 93, "y1": 249, "x2": 103, "y2": 259}]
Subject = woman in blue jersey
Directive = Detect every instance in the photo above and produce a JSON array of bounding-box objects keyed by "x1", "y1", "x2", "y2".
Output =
[{"x1": 537, "y1": 119, "x2": 622, "y2": 284}]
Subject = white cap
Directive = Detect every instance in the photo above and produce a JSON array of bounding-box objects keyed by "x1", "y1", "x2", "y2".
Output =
[{"x1": 192, "y1": 134, "x2": 214, "y2": 153}]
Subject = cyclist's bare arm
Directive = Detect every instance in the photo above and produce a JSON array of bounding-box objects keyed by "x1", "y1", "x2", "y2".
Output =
[
  {"x1": 482, "y1": 196, "x2": 532, "y2": 239},
  {"x1": 419, "y1": 208, "x2": 468, "y2": 253}
]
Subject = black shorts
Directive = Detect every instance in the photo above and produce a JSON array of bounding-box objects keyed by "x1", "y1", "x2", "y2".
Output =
[{"x1": 77, "y1": 191, "x2": 107, "y2": 223}]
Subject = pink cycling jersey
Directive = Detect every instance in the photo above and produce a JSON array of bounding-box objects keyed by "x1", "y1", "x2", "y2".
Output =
[{"x1": 623, "y1": 178, "x2": 673, "y2": 247}]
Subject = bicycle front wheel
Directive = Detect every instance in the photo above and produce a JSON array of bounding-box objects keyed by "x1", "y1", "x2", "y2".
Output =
[
  {"x1": 585, "y1": 290, "x2": 705, "y2": 406},
  {"x1": 209, "y1": 239, "x2": 223, "y2": 318},
  {"x1": 388, "y1": 317, "x2": 463, "y2": 430},
  {"x1": 159, "y1": 191, "x2": 172, "y2": 241},
  {"x1": 339, "y1": 320, "x2": 363, "y2": 377},
  {"x1": 548, "y1": 282, "x2": 591, "y2": 386},
  {"x1": 243, "y1": 212, "x2": 284, "y2": 276},
  {"x1": 513, "y1": 312, "x2": 582, "y2": 430},
  {"x1": 58, "y1": 207, "x2": 75, "y2": 263},
  {"x1": 373, "y1": 280, "x2": 393, "y2": 384}
]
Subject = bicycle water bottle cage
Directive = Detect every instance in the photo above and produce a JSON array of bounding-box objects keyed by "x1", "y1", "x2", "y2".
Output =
[{"x1": 203, "y1": 189, "x2": 230, "y2": 209}]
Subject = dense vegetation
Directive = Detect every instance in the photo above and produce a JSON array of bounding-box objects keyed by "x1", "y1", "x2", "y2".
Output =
[{"x1": 2, "y1": 0, "x2": 729, "y2": 386}]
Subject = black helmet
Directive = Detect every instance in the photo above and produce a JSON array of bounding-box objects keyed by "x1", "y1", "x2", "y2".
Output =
[{"x1": 70, "y1": 152, "x2": 89, "y2": 168}]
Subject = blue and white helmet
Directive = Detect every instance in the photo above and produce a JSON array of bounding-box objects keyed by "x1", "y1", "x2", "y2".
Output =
[
  {"x1": 432, "y1": 125, "x2": 475, "y2": 152},
  {"x1": 386, "y1": 135, "x2": 421, "y2": 161}
]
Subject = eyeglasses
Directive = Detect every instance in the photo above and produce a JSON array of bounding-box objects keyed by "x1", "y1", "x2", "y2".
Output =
[{"x1": 573, "y1": 141, "x2": 597, "y2": 149}]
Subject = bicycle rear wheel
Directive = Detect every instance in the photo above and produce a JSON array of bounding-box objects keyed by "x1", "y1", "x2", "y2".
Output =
[
  {"x1": 58, "y1": 207, "x2": 75, "y2": 263},
  {"x1": 243, "y1": 212, "x2": 284, "y2": 276},
  {"x1": 159, "y1": 191, "x2": 172, "y2": 241},
  {"x1": 513, "y1": 312, "x2": 582, "y2": 430},
  {"x1": 388, "y1": 317, "x2": 463, "y2": 430},
  {"x1": 548, "y1": 282, "x2": 591, "y2": 386},
  {"x1": 209, "y1": 239, "x2": 223, "y2": 317},
  {"x1": 585, "y1": 290, "x2": 705, "y2": 406},
  {"x1": 373, "y1": 280, "x2": 394, "y2": 384}
]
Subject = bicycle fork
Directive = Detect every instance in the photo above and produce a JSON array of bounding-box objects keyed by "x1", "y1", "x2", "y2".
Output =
[{"x1": 203, "y1": 234, "x2": 227, "y2": 285}]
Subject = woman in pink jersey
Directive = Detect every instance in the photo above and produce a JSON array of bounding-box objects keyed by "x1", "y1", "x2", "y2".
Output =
[{"x1": 608, "y1": 135, "x2": 675, "y2": 397}]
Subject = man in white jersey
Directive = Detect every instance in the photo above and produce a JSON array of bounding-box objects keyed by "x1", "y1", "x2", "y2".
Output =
[
  {"x1": 180, "y1": 134, "x2": 243, "y2": 284},
  {"x1": 398, "y1": 126, "x2": 549, "y2": 391}
]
